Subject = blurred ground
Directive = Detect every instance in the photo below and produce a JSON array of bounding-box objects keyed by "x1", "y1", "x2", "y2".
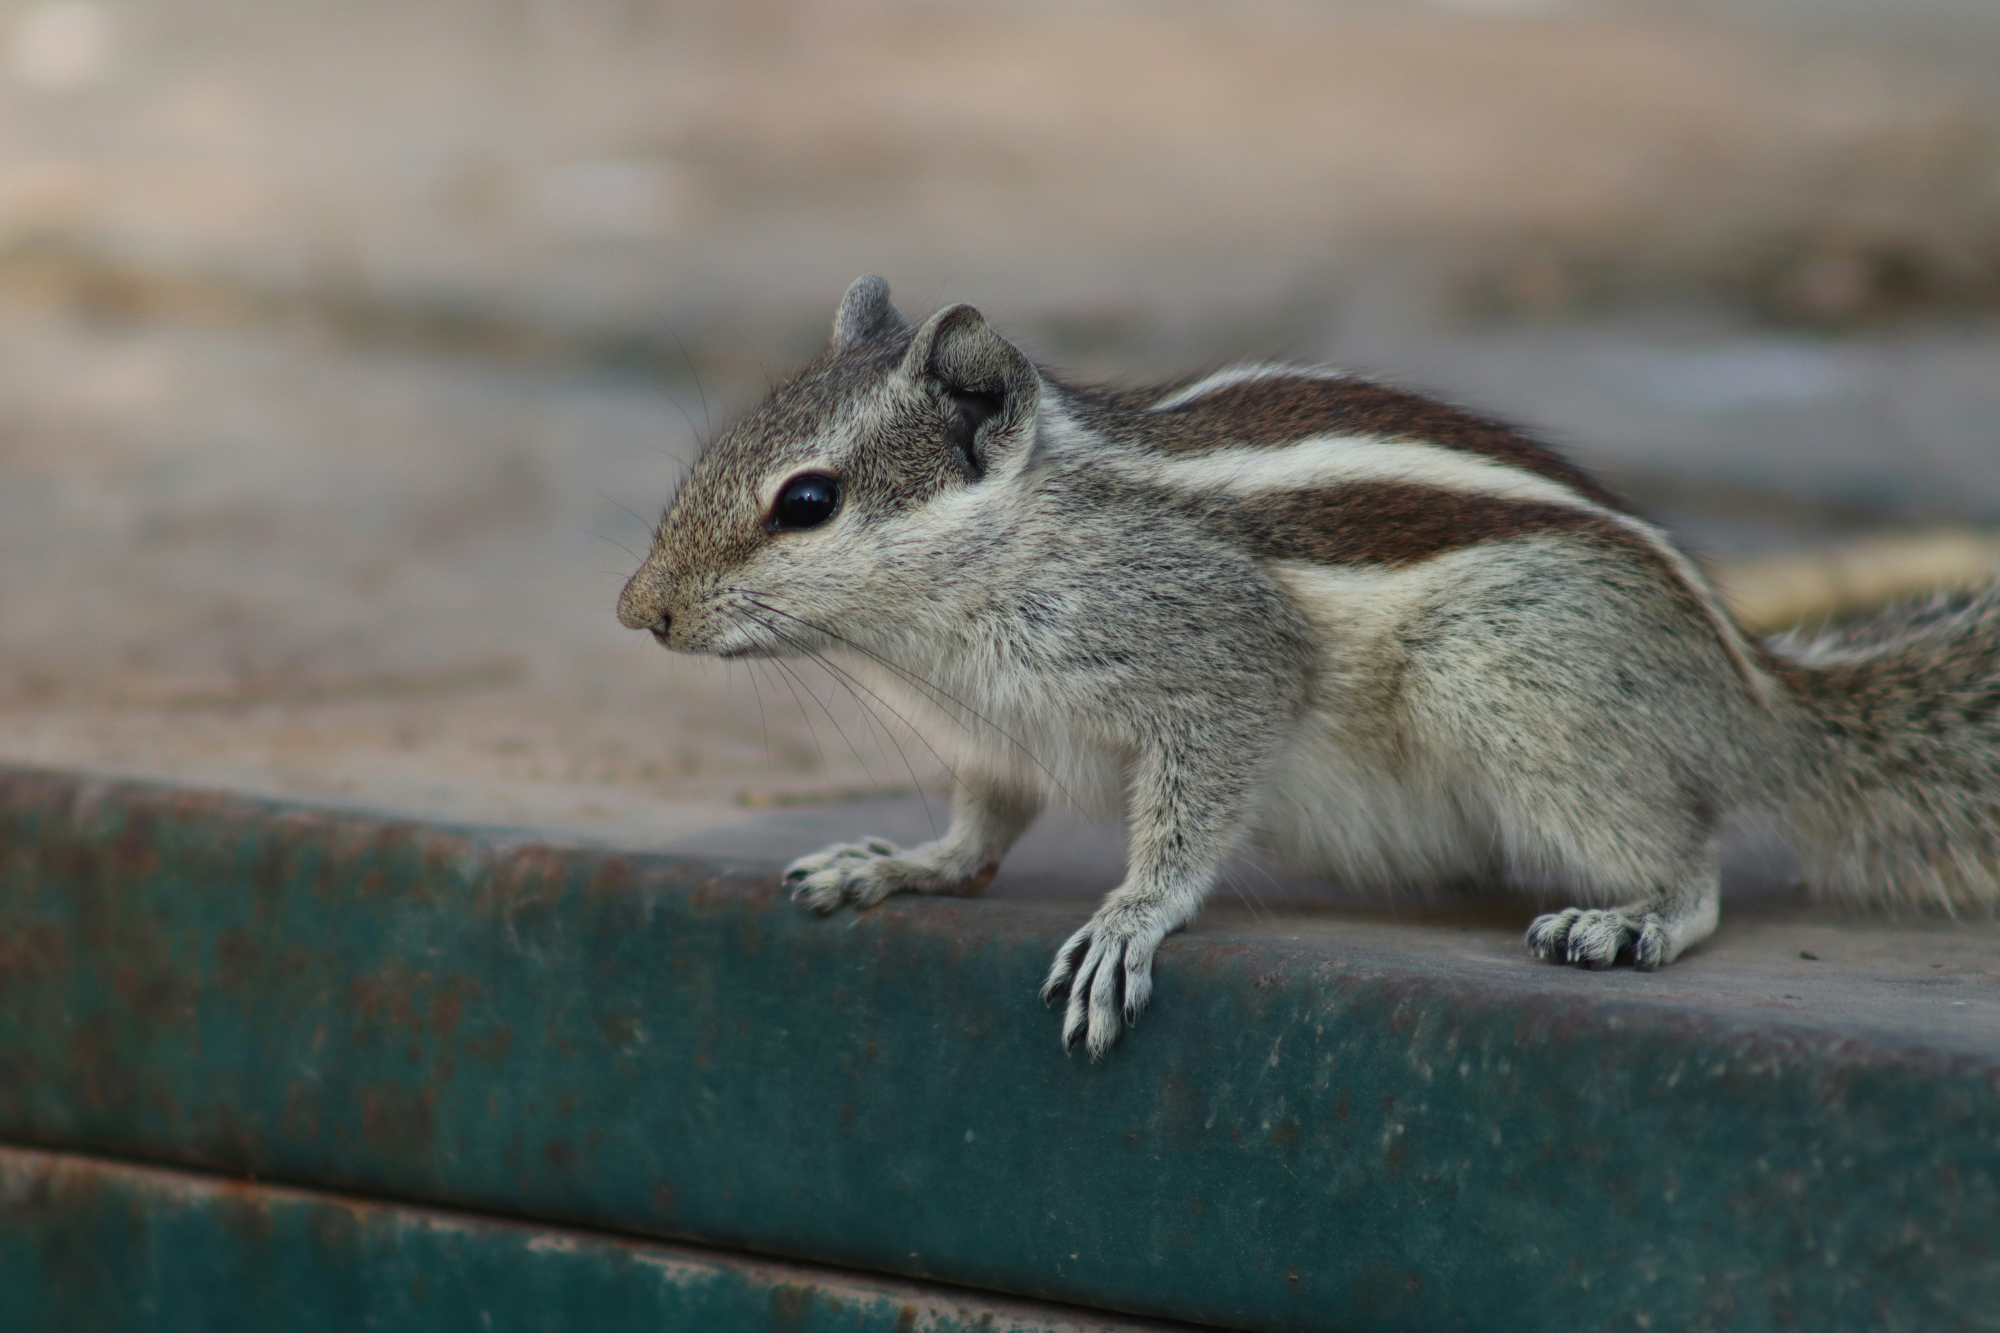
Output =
[
  {"x1": 0, "y1": 0, "x2": 1996, "y2": 854},
  {"x1": 7, "y1": 0, "x2": 2000, "y2": 345}
]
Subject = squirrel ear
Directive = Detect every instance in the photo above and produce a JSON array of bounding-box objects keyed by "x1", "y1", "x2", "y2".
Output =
[
  {"x1": 902, "y1": 304, "x2": 1036, "y2": 397},
  {"x1": 901, "y1": 303, "x2": 1040, "y2": 480},
  {"x1": 831, "y1": 275, "x2": 909, "y2": 349}
]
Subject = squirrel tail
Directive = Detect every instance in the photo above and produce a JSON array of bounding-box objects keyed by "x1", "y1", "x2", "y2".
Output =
[{"x1": 1764, "y1": 582, "x2": 2000, "y2": 909}]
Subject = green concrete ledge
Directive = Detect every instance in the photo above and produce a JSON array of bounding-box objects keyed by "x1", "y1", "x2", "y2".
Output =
[
  {"x1": 0, "y1": 1144, "x2": 1186, "y2": 1332},
  {"x1": 0, "y1": 765, "x2": 1997, "y2": 1332}
]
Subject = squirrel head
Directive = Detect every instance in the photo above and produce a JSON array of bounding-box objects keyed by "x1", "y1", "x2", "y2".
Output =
[{"x1": 617, "y1": 275, "x2": 1043, "y2": 657}]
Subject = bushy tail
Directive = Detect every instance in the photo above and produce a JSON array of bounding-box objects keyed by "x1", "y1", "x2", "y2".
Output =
[{"x1": 1767, "y1": 582, "x2": 2000, "y2": 910}]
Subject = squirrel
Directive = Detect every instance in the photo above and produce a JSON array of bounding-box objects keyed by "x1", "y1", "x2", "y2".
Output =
[{"x1": 618, "y1": 275, "x2": 2000, "y2": 1059}]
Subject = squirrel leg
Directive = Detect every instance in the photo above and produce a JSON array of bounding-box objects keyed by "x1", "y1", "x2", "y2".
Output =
[
  {"x1": 1525, "y1": 844, "x2": 1722, "y2": 971},
  {"x1": 1040, "y1": 740, "x2": 1257, "y2": 1060},
  {"x1": 785, "y1": 773, "x2": 1042, "y2": 913}
]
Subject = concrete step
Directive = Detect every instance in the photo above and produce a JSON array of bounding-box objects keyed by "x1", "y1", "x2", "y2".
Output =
[
  {"x1": 0, "y1": 1143, "x2": 1188, "y2": 1333},
  {"x1": 0, "y1": 765, "x2": 1995, "y2": 1331}
]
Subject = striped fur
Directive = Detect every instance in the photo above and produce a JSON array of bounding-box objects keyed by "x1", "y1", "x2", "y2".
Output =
[
  {"x1": 619, "y1": 276, "x2": 2000, "y2": 1059},
  {"x1": 1140, "y1": 364, "x2": 1627, "y2": 508},
  {"x1": 1077, "y1": 382, "x2": 1771, "y2": 697}
]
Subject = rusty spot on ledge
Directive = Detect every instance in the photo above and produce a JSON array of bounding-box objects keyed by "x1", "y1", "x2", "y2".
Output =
[
  {"x1": 767, "y1": 1281, "x2": 814, "y2": 1332},
  {"x1": 359, "y1": 1085, "x2": 437, "y2": 1153}
]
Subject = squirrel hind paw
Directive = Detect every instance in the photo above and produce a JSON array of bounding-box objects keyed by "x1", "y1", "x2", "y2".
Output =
[{"x1": 1525, "y1": 907, "x2": 1672, "y2": 971}]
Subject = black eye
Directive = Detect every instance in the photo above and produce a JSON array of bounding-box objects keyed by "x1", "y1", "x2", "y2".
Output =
[{"x1": 770, "y1": 473, "x2": 841, "y2": 531}]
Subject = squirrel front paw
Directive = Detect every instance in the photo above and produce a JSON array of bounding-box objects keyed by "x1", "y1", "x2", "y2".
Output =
[
  {"x1": 783, "y1": 838, "x2": 995, "y2": 913},
  {"x1": 784, "y1": 839, "x2": 909, "y2": 912},
  {"x1": 1039, "y1": 906, "x2": 1169, "y2": 1060}
]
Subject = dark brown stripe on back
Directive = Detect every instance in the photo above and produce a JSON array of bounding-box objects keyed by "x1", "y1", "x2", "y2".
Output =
[
  {"x1": 1134, "y1": 374, "x2": 1627, "y2": 511},
  {"x1": 1224, "y1": 481, "x2": 1614, "y2": 568},
  {"x1": 1207, "y1": 480, "x2": 1753, "y2": 680}
]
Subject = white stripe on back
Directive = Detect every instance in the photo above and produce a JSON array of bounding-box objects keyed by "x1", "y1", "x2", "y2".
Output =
[
  {"x1": 1112, "y1": 436, "x2": 1589, "y2": 510},
  {"x1": 1149, "y1": 364, "x2": 1348, "y2": 413},
  {"x1": 1094, "y1": 429, "x2": 1772, "y2": 699}
]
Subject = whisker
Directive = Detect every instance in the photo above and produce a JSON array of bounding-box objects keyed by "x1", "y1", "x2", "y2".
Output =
[
  {"x1": 659, "y1": 399, "x2": 707, "y2": 460},
  {"x1": 599, "y1": 491, "x2": 659, "y2": 537},
  {"x1": 744, "y1": 612, "x2": 945, "y2": 837},
  {"x1": 745, "y1": 339, "x2": 776, "y2": 395},
  {"x1": 729, "y1": 591, "x2": 1079, "y2": 811},
  {"x1": 747, "y1": 661, "x2": 773, "y2": 774},
  {"x1": 665, "y1": 324, "x2": 712, "y2": 438},
  {"x1": 595, "y1": 532, "x2": 644, "y2": 563},
  {"x1": 773, "y1": 656, "x2": 881, "y2": 790},
  {"x1": 766, "y1": 656, "x2": 829, "y2": 779},
  {"x1": 799, "y1": 652, "x2": 941, "y2": 835},
  {"x1": 744, "y1": 613, "x2": 938, "y2": 758},
  {"x1": 744, "y1": 601, "x2": 984, "y2": 735},
  {"x1": 1223, "y1": 854, "x2": 1279, "y2": 924}
]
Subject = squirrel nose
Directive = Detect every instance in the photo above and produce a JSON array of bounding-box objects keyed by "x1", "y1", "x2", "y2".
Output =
[{"x1": 648, "y1": 614, "x2": 671, "y2": 646}]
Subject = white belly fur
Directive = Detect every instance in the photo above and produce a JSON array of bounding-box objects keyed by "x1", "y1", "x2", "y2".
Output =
[{"x1": 1254, "y1": 558, "x2": 1503, "y2": 894}]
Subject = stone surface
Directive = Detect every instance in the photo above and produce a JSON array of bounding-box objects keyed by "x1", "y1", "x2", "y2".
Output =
[
  {"x1": 2, "y1": 766, "x2": 1995, "y2": 1332},
  {"x1": 1, "y1": 1144, "x2": 1191, "y2": 1333}
]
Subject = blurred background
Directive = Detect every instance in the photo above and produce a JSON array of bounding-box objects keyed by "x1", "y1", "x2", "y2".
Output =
[{"x1": 1, "y1": 0, "x2": 1997, "y2": 847}]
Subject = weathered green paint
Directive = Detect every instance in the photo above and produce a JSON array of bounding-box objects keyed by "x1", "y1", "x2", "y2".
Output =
[
  {"x1": 0, "y1": 765, "x2": 1997, "y2": 1332},
  {"x1": 0, "y1": 1144, "x2": 1183, "y2": 1332}
]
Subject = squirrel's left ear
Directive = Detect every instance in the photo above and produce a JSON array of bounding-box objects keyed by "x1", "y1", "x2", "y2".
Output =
[
  {"x1": 831, "y1": 275, "x2": 910, "y2": 349},
  {"x1": 901, "y1": 303, "x2": 1041, "y2": 482}
]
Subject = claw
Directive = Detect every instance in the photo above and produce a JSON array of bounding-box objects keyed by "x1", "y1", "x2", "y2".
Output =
[
  {"x1": 1529, "y1": 906, "x2": 1672, "y2": 972},
  {"x1": 1062, "y1": 1010, "x2": 1087, "y2": 1053},
  {"x1": 1040, "y1": 927, "x2": 1089, "y2": 1007},
  {"x1": 1043, "y1": 912, "x2": 1170, "y2": 1059},
  {"x1": 782, "y1": 838, "x2": 908, "y2": 914}
]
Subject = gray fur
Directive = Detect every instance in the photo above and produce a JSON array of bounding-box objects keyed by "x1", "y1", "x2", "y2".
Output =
[
  {"x1": 618, "y1": 276, "x2": 2000, "y2": 1059},
  {"x1": 832, "y1": 274, "x2": 910, "y2": 350},
  {"x1": 1765, "y1": 590, "x2": 2000, "y2": 909}
]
